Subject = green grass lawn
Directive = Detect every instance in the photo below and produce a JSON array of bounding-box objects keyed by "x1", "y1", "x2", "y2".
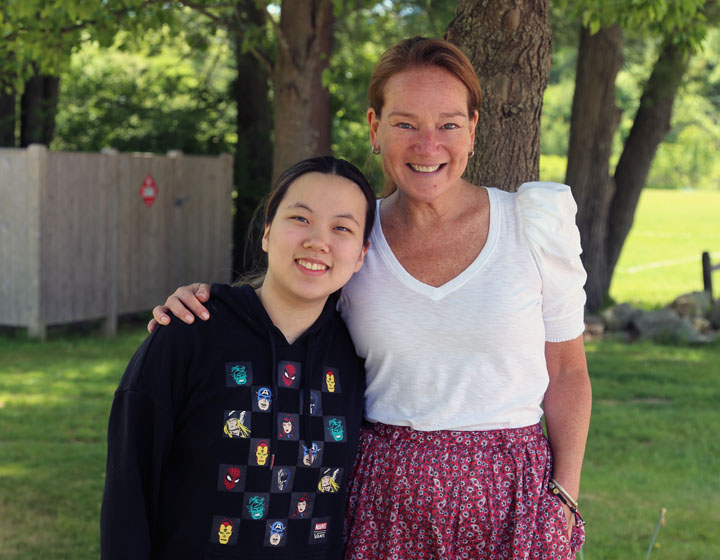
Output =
[
  {"x1": 609, "y1": 189, "x2": 720, "y2": 308},
  {"x1": 1, "y1": 326, "x2": 719, "y2": 559}
]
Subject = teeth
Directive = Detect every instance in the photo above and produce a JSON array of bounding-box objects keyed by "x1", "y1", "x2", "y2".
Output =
[
  {"x1": 297, "y1": 259, "x2": 328, "y2": 271},
  {"x1": 410, "y1": 164, "x2": 441, "y2": 173}
]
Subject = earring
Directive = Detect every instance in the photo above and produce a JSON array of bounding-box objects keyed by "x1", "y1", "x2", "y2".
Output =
[
  {"x1": 372, "y1": 146, "x2": 380, "y2": 155},
  {"x1": 468, "y1": 150, "x2": 475, "y2": 158}
]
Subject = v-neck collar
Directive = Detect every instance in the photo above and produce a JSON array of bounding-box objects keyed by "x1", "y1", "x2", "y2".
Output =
[{"x1": 371, "y1": 187, "x2": 500, "y2": 301}]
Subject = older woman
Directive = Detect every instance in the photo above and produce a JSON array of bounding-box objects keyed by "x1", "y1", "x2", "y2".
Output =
[{"x1": 151, "y1": 37, "x2": 590, "y2": 559}]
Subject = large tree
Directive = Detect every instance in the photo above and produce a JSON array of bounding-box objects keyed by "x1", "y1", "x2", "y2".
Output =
[{"x1": 565, "y1": 0, "x2": 715, "y2": 310}]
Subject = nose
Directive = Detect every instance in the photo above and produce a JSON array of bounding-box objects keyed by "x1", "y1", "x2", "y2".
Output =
[
  {"x1": 413, "y1": 127, "x2": 440, "y2": 154},
  {"x1": 303, "y1": 230, "x2": 330, "y2": 253}
]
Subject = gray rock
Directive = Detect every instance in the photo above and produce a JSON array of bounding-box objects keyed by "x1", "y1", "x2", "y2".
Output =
[
  {"x1": 632, "y1": 308, "x2": 706, "y2": 344},
  {"x1": 669, "y1": 291, "x2": 712, "y2": 319},
  {"x1": 601, "y1": 303, "x2": 641, "y2": 331}
]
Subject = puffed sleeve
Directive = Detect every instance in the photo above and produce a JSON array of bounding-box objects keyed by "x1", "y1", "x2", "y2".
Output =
[{"x1": 517, "y1": 181, "x2": 587, "y2": 342}]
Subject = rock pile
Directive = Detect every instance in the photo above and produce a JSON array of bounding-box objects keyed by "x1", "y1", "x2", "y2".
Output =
[{"x1": 585, "y1": 291, "x2": 719, "y2": 344}]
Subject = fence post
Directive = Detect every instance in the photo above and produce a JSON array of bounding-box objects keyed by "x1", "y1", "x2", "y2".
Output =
[
  {"x1": 102, "y1": 148, "x2": 119, "y2": 336},
  {"x1": 702, "y1": 251, "x2": 714, "y2": 303},
  {"x1": 26, "y1": 144, "x2": 47, "y2": 340}
]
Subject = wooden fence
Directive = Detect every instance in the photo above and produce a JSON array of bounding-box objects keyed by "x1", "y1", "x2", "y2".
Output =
[{"x1": 0, "y1": 145, "x2": 233, "y2": 338}]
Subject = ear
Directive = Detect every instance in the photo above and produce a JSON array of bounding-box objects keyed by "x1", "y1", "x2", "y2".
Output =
[
  {"x1": 469, "y1": 109, "x2": 479, "y2": 148},
  {"x1": 367, "y1": 108, "x2": 379, "y2": 149},
  {"x1": 353, "y1": 242, "x2": 369, "y2": 273},
  {"x1": 261, "y1": 222, "x2": 271, "y2": 253}
]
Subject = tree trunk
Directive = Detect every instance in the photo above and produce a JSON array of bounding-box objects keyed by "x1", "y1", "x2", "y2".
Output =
[
  {"x1": 20, "y1": 73, "x2": 60, "y2": 147},
  {"x1": 605, "y1": 40, "x2": 689, "y2": 286},
  {"x1": 565, "y1": 25, "x2": 623, "y2": 311},
  {"x1": 232, "y1": 1, "x2": 273, "y2": 278},
  {"x1": 310, "y1": 0, "x2": 333, "y2": 156},
  {"x1": 272, "y1": 0, "x2": 333, "y2": 179},
  {"x1": 0, "y1": 84, "x2": 15, "y2": 146},
  {"x1": 446, "y1": 0, "x2": 552, "y2": 191}
]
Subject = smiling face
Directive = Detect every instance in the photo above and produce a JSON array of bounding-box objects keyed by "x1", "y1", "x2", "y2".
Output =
[
  {"x1": 369, "y1": 66, "x2": 478, "y2": 204},
  {"x1": 261, "y1": 172, "x2": 368, "y2": 307}
]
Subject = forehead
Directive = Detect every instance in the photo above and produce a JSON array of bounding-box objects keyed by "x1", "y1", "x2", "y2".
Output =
[
  {"x1": 281, "y1": 172, "x2": 367, "y2": 215},
  {"x1": 382, "y1": 66, "x2": 470, "y2": 114}
]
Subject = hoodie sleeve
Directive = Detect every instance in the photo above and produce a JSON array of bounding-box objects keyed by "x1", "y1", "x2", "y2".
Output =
[{"x1": 100, "y1": 326, "x2": 188, "y2": 560}]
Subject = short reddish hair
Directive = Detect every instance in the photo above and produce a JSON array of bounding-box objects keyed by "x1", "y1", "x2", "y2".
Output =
[{"x1": 368, "y1": 37, "x2": 482, "y2": 118}]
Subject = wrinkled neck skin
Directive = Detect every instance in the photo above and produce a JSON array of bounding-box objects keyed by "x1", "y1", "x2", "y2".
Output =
[
  {"x1": 255, "y1": 285, "x2": 326, "y2": 344},
  {"x1": 381, "y1": 178, "x2": 485, "y2": 230}
]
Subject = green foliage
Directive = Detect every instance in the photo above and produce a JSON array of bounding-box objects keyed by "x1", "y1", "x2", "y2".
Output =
[
  {"x1": 646, "y1": 28, "x2": 720, "y2": 190},
  {"x1": 0, "y1": 0, "x2": 176, "y2": 88},
  {"x1": 52, "y1": 23, "x2": 237, "y2": 155},
  {"x1": 558, "y1": 0, "x2": 709, "y2": 50}
]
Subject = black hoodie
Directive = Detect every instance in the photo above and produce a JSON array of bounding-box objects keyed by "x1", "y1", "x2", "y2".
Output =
[{"x1": 101, "y1": 284, "x2": 366, "y2": 560}]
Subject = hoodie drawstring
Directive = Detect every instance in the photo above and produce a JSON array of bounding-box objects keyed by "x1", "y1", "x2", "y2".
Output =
[{"x1": 268, "y1": 335, "x2": 278, "y2": 470}]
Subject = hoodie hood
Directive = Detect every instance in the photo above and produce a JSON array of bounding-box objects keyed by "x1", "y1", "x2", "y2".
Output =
[{"x1": 211, "y1": 283, "x2": 337, "y2": 468}]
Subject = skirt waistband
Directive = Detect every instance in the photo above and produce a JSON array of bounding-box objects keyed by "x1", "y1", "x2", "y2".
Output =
[{"x1": 363, "y1": 421, "x2": 545, "y2": 447}]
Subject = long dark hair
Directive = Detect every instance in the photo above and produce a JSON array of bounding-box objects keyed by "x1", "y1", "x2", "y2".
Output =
[{"x1": 238, "y1": 156, "x2": 376, "y2": 287}]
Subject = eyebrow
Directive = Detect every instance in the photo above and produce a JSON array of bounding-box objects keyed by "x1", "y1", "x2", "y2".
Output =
[
  {"x1": 286, "y1": 202, "x2": 361, "y2": 226},
  {"x1": 387, "y1": 110, "x2": 468, "y2": 119}
]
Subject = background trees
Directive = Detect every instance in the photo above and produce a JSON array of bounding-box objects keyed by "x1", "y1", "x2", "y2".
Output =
[{"x1": 3, "y1": 0, "x2": 719, "y2": 306}]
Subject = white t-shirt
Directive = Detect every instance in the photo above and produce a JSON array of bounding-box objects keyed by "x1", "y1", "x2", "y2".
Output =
[{"x1": 338, "y1": 182, "x2": 587, "y2": 431}]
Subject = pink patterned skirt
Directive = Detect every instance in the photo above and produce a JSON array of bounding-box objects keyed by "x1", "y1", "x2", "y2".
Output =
[{"x1": 344, "y1": 422, "x2": 584, "y2": 559}]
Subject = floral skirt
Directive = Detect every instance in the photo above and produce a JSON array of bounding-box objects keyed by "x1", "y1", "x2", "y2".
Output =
[{"x1": 344, "y1": 422, "x2": 585, "y2": 559}]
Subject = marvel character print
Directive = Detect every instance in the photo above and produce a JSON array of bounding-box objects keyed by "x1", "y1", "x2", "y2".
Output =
[
  {"x1": 210, "y1": 516, "x2": 239, "y2": 545},
  {"x1": 300, "y1": 390, "x2": 323, "y2": 416},
  {"x1": 270, "y1": 466, "x2": 296, "y2": 493},
  {"x1": 225, "y1": 362, "x2": 252, "y2": 387},
  {"x1": 254, "y1": 386, "x2": 272, "y2": 412},
  {"x1": 322, "y1": 367, "x2": 341, "y2": 393},
  {"x1": 249, "y1": 439, "x2": 270, "y2": 467},
  {"x1": 289, "y1": 493, "x2": 315, "y2": 519},
  {"x1": 278, "y1": 413, "x2": 299, "y2": 440},
  {"x1": 298, "y1": 442, "x2": 322, "y2": 467},
  {"x1": 242, "y1": 493, "x2": 270, "y2": 520},
  {"x1": 317, "y1": 468, "x2": 342, "y2": 493},
  {"x1": 278, "y1": 361, "x2": 301, "y2": 389},
  {"x1": 223, "y1": 410, "x2": 251, "y2": 439},
  {"x1": 265, "y1": 520, "x2": 287, "y2": 547},
  {"x1": 218, "y1": 464, "x2": 245, "y2": 492},
  {"x1": 324, "y1": 416, "x2": 346, "y2": 442}
]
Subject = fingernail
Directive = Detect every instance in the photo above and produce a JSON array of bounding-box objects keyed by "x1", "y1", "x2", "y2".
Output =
[
  {"x1": 184, "y1": 314, "x2": 193, "y2": 323},
  {"x1": 160, "y1": 317, "x2": 169, "y2": 324},
  {"x1": 201, "y1": 312, "x2": 209, "y2": 320}
]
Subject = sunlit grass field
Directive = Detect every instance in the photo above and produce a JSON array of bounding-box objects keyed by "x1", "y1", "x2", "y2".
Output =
[{"x1": 609, "y1": 189, "x2": 720, "y2": 307}]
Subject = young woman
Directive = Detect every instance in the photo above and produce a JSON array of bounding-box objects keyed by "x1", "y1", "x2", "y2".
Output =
[
  {"x1": 101, "y1": 156, "x2": 375, "y2": 559},
  {"x1": 149, "y1": 38, "x2": 590, "y2": 560}
]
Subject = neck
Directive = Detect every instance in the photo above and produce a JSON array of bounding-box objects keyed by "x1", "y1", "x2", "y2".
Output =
[
  {"x1": 384, "y1": 179, "x2": 478, "y2": 226},
  {"x1": 255, "y1": 285, "x2": 327, "y2": 344}
]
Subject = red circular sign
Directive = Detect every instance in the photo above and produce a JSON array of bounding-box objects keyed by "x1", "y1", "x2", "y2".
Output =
[{"x1": 139, "y1": 174, "x2": 158, "y2": 207}]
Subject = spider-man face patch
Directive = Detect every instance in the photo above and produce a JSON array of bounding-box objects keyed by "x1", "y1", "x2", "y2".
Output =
[{"x1": 277, "y1": 361, "x2": 301, "y2": 389}]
